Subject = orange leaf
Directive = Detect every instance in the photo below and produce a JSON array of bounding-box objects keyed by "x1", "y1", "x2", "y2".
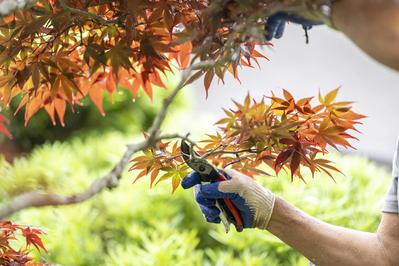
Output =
[
  {"x1": 143, "y1": 81, "x2": 153, "y2": 101},
  {"x1": 22, "y1": 227, "x2": 47, "y2": 253},
  {"x1": 204, "y1": 69, "x2": 214, "y2": 98},
  {"x1": 106, "y1": 71, "x2": 117, "y2": 96},
  {"x1": 89, "y1": 83, "x2": 105, "y2": 116},
  {"x1": 274, "y1": 150, "x2": 292, "y2": 172},
  {"x1": 251, "y1": 49, "x2": 269, "y2": 61},
  {"x1": 179, "y1": 42, "x2": 192, "y2": 69},
  {"x1": 24, "y1": 96, "x2": 42, "y2": 126},
  {"x1": 290, "y1": 151, "x2": 301, "y2": 181},
  {"x1": 150, "y1": 168, "x2": 160, "y2": 187},
  {"x1": 283, "y1": 89, "x2": 293, "y2": 101},
  {"x1": 324, "y1": 87, "x2": 340, "y2": 105},
  {"x1": 44, "y1": 101, "x2": 56, "y2": 126},
  {"x1": 54, "y1": 98, "x2": 66, "y2": 127},
  {"x1": 172, "y1": 175, "x2": 180, "y2": 193}
]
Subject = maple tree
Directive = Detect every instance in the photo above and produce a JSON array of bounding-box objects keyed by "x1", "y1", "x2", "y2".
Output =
[
  {"x1": 0, "y1": 0, "x2": 267, "y2": 130},
  {"x1": 0, "y1": 1, "x2": 365, "y2": 263},
  {"x1": 0, "y1": 220, "x2": 47, "y2": 265},
  {"x1": 0, "y1": 0, "x2": 364, "y2": 216},
  {"x1": 0, "y1": 0, "x2": 329, "y2": 136}
]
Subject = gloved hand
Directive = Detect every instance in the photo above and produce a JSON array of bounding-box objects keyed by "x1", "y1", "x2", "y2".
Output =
[
  {"x1": 265, "y1": 0, "x2": 335, "y2": 41},
  {"x1": 181, "y1": 168, "x2": 275, "y2": 230},
  {"x1": 265, "y1": 12, "x2": 323, "y2": 41}
]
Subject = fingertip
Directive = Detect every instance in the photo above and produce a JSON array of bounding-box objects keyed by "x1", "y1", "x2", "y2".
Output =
[
  {"x1": 265, "y1": 12, "x2": 289, "y2": 41},
  {"x1": 275, "y1": 20, "x2": 286, "y2": 39},
  {"x1": 265, "y1": 15, "x2": 281, "y2": 41},
  {"x1": 181, "y1": 172, "x2": 202, "y2": 189},
  {"x1": 199, "y1": 205, "x2": 221, "y2": 223},
  {"x1": 206, "y1": 217, "x2": 221, "y2": 224}
]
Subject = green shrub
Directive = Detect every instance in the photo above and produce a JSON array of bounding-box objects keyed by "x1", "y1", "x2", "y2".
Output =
[{"x1": 1, "y1": 131, "x2": 391, "y2": 266}]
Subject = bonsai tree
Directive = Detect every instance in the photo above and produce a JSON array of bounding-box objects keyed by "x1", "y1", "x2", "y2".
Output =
[{"x1": 0, "y1": 1, "x2": 364, "y2": 264}]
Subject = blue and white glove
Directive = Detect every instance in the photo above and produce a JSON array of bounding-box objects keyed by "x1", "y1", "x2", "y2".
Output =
[{"x1": 181, "y1": 168, "x2": 276, "y2": 230}]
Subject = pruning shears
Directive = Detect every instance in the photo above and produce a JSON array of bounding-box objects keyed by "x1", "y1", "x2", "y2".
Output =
[{"x1": 180, "y1": 140, "x2": 244, "y2": 233}]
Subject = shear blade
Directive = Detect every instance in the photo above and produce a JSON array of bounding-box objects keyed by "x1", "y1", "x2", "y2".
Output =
[
  {"x1": 180, "y1": 140, "x2": 191, "y2": 163},
  {"x1": 216, "y1": 201, "x2": 231, "y2": 233}
]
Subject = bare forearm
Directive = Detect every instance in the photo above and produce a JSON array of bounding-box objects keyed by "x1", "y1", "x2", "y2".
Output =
[
  {"x1": 267, "y1": 197, "x2": 389, "y2": 266},
  {"x1": 332, "y1": 0, "x2": 399, "y2": 71}
]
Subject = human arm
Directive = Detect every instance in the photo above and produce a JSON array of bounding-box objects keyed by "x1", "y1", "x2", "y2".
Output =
[
  {"x1": 331, "y1": 0, "x2": 399, "y2": 71},
  {"x1": 182, "y1": 169, "x2": 399, "y2": 266},
  {"x1": 269, "y1": 197, "x2": 399, "y2": 266}
]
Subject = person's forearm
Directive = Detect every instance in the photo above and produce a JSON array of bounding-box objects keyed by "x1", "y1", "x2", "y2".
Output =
[
  {"x1": 331, "y1": 0, "x2": 399, "y2": 71},
  {"x1": 267, "y1": 197, "x2": 390, "y2": 266}
]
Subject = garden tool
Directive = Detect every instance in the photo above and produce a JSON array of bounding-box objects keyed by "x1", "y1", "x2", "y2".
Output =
[{"x1": 180, "y1": 140, "x2": 244, "y2": 233}]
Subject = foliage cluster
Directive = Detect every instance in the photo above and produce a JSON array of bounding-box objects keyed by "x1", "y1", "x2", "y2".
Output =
[
  {"x1": 0, "y1": 129, "x2": 390, "y2": 265},
  {"x1": 0, "y1": 220, "x2": 46, "y2": 266},
  {"x1": 130, "y1": 89, "x2": 365, "y2": 190},
  {"x1": 0, "y1": 0, "x2": 279, "y2": 133}
]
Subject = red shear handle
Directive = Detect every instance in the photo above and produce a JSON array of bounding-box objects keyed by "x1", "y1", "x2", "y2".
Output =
[{"x1": 216, "y1": 174, "x2": 244, "y2": 232}]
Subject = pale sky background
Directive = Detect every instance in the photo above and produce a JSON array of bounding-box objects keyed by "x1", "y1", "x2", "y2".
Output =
[{"x1": 184, "y1": 24, "x2": 399, "y2": 164}]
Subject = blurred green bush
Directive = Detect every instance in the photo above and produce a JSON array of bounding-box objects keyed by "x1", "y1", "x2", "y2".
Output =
[{"x1": 1, "y1": 130, "x2": 391, "y2": 265}]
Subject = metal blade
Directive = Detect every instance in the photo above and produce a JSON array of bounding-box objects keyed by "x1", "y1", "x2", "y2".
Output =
[
  {"x1": 180, "y1": 140, "x2": 215, "y2": 180},
  {"x1": 216, "y1": 201, "x2": 231, "y2": 233},
  {"x1": 180, "y1": 140, "x2": 191, "y2": 164}
]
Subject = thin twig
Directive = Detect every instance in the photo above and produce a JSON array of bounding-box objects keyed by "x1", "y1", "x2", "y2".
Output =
[{"x1": 202, "y1": 147, "x2": 259, "y2": 158}]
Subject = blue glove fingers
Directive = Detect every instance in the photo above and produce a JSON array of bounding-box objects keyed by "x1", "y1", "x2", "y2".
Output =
[
  {"x1": 198, "y1": 182, "x2": 237, "y2": 199},
  {"x1": 265, "y1": 12, "x2": 324, "y2": 41},
  {"x1": 274, "y1": 20, "x2": 286, "y2": 39},
  {"x1": 198, "y1": 183, "x2": 252, "y2": 227},
  {"x1": 199, "y1": 204, "x2": 221, "y2": 223},
  {"x1": 182, "y1": 171, "x2": 253, "y2": 228},
  {"x1": 181, "y1": 171, "x2": 202, "y2": 189},
  {"x1": 197, "y1": 182, "x2": 253, "y2": 227},
  {"x1": 265, "y1": 13, "x2": 286, "y2": 40},
  {"x1": 194, "y1": 184, "x2": 216, "y2": 206}
]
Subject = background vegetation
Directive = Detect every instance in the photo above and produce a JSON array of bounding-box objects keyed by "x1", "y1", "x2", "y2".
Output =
[{"x1": 0, "y1": 89, "x2": 390, "y2": 265}]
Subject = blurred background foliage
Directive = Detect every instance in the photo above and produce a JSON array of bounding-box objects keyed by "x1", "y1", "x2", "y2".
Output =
[
  {"x1": 0, "y1": 80, "x2": 392, "y2": 265},
  {"x1": 0, "y1": 137, "x2": 391, "y2": 265}
]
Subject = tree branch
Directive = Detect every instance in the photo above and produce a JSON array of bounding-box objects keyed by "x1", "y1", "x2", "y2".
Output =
[{"x1": 0, "y1": 61, "x2": 213, "y2": 219}]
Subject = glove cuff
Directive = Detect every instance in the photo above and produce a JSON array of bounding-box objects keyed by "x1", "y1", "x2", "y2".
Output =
[
  {"x1": 247, "y1": 183, "x2": 276, "y2": 230},
  {"x1": 219, "y1": 169, "x2": 276, "y2": 230}
]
